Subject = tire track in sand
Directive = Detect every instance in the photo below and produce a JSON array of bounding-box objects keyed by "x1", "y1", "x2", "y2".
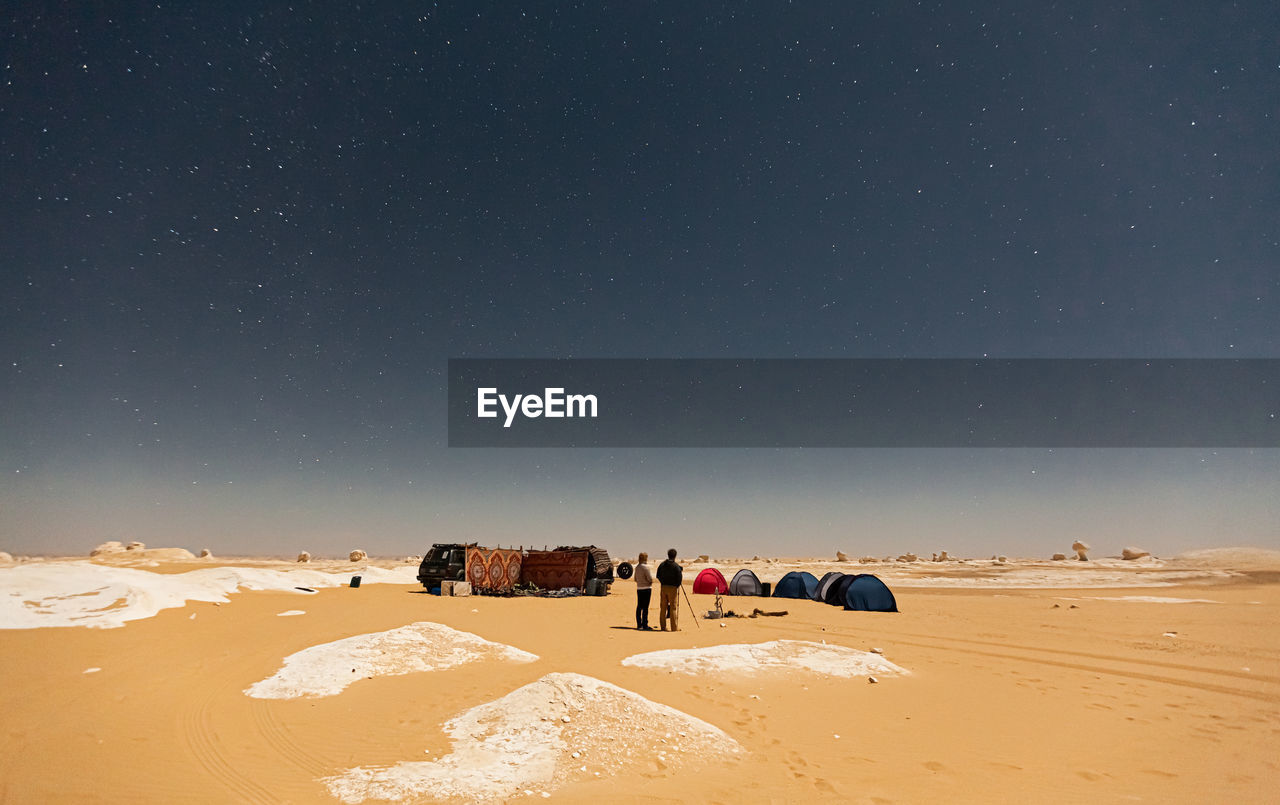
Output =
[
  {"x1": 249, "y1": 699, "x2": 329, "y2": 777},
  {"x1": 744, "y1": 620, "x2": 1280, "y2": 703},
  {"x1": 179, "y1": 681, "x2": 275, "y2": 804}
]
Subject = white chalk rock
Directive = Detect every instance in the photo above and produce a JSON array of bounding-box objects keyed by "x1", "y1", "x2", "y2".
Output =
[
  {"x1": 0, "y1": 551, "x2": 13, "y2": 564},
  {"x1": 1072, "y1": 541, "x2": 1090, "y2": 561},
  {"x1": 1052, "y1": 553, "x2": 1067, "y2": 561},
  {"x1": 897, "y1": 553, "x2": 918, "y2": 563},
  {"x1": 696, "y1": 554, "x2": 710, "y2": 563},
  {"x1": 125, "y1": 541, "x2": 146, "y2": 551},
  {"x1": 349, "y1": 549, "x2": 368, "y2": 562},
  {"x1": 90, "y1": 541, "x2": 125, "y2": 557},
  {"x1": 297, "y1": 551, "x2": 311, "y2": 563},
  {"x1": 859, "y1": 556, "x2": 878, "y2": 564},
  {"x1": 937, "y1": 550, "x2": 950, "y2": 561},
  {"x1": 198, "y1": 548, "x2": 213, "y2": 558},
  {"x1": 1122, "y1": 547, "x2": 1151, "y2": 560},
  {"x1": 836, "y1": 551, "x2": 849, "y2": 562}
]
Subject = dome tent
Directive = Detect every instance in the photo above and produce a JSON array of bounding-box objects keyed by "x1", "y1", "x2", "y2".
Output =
[
  {"x1": 728, "y1": 568, "x2": 764, "y2": 596},
  {"x1": 816, "y1": 571, "x2": 846, "y2": 603},
  {"x1": 692, "y1": 567, "x2": 729, "y2": 595},
  {"x1": 826, "y1": 573, "x2": 858, "y2": 606},
  {"x1": 843, "y1": 574, "x2": 899, "y2": 612},
  {"x1": 772, "y1": 571, "x2": 819, "y2": 599}
]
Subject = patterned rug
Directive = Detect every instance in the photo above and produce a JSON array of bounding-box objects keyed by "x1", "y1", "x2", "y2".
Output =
[
  {"x1": 520, "y1": 549, "x2": 590, "y2": 591},
  {"x1": 465, "y1": 548, "x2": 523, "y2": 592}
]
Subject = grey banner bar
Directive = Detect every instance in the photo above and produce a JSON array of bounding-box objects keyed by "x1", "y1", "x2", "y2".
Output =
[{"x1": 447, "y1": 359, "x2": 1279, "y2": 447}]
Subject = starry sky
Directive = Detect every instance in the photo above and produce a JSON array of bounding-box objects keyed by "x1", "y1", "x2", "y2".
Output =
[{"x1": 2, "y1": 2, "x2": 1277, "y2": 558}]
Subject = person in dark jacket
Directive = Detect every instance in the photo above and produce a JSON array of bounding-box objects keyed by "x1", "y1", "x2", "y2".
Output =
[{"x1": 656, "y1": 548, "x2": 683, "y2": 631}]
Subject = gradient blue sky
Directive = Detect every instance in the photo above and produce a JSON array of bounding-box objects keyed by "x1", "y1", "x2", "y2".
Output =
[{"x1": 2, "y1": 3, "x2": 1276, "y2": 557}]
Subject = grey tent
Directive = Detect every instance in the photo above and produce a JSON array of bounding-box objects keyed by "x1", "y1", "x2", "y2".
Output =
[
  {"x1": 816, "y1": 572, "x2": 846, "y2": 603},
  {"x1": 827, "y1": 573, "x2": 858, "y2": 606},
  {"x1": 729, "y1": 568, "x2": 764, "y2": 596}
]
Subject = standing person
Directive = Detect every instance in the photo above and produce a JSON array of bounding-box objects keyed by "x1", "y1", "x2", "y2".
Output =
[
  {"x1": 633, "y1": 553, "x2": 654, "y2": 630},
  {"x1": 656, "y1": 548, "x2": 683, "y2": 632}
]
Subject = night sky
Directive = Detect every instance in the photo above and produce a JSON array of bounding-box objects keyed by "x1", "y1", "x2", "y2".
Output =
[{"x1": 3, "y1": 3, "x2": 1277, "y2": 558}]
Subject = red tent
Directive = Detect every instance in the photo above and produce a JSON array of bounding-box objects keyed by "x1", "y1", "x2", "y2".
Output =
[{"x1": 692, "y1": 567, "x2": 729, "y2": 594}]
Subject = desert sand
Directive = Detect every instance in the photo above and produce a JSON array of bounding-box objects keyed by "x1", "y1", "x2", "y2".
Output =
[{"x1": 0, "y1": 548, "x2": 1277, "y2": 803}]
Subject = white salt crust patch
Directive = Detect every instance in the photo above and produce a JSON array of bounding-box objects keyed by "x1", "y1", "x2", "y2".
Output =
[
  {"x1": 276, "y1": 610, "x2": 307, "y2": 617},
  {"x1": 244, "y1": 622, "x2": 538, "y2": 699},
  {"x1": 322, "y1": 672, "x2": 741, "y2": 803},
  {"x1": 621, "y1": 639, "x2": 907, "y2": 678},
  {"x1": 0, "y1": 561, "x2": 415, "y2": 630}
]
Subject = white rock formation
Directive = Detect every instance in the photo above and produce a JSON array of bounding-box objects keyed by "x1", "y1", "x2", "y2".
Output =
[
  {"x1": 1072, "y1": 541, "x2": 1090, "y2": 561},
  {"x1": 246, "y1": 621, "x2": 537, "y2": 699},
  {"x1": 1122, "y1": 547, "x2": 1151, "y2": 560},
  {"x1": 322, "y1": 673, "x2": 737, "y2": 804},
  {"x1": 349, "y1": 549, "x2": 368, "y2": 562},
  {"x1": 297, "y1": 551, "x2": 312, "y2": 563},
  {"x1": 90, "y1": 541, "x2": 125, "y2": 556},
  {"x1": 125, "y1": 541, "x2": 145, "y2": 551}
]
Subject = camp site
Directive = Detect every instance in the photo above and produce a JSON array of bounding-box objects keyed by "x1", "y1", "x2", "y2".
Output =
[{"x1": 417, "y1": 542, "x2": 901, "y2": 615}]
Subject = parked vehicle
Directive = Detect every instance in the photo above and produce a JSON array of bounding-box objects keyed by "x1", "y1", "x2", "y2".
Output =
[{"x1": 416, "y1": 543, "x2": 473, "y2": 589}]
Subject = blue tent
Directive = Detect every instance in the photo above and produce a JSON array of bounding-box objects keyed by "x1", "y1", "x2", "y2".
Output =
[
  {"x1": 773, "y1": 571, "x2": 819, "y2": 599},
  {"x1": 729, "y1": 568, "x2": 765, "y2": 596},
  {"x1": 843, "y1": 574, "x2": 899, "y2": 612},
  {"x1": 815, "y1": 572, "x2": 845, "y2": 603}
]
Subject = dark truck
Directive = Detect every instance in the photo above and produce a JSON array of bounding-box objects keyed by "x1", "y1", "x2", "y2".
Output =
[{"x1": 416, "y1": 543, "x2": 473, "y2": 590}]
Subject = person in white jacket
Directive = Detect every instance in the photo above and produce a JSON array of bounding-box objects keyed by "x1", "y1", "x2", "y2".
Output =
[{"x1": 633, "y1": 553, "x2": 654, "y2": 630}]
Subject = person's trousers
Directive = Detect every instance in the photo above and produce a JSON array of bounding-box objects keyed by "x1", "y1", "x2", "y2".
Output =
[
  {"x1": 659, "y1": 585, "x2": 680, "y2": 630},
  {"x1": 635, "y1": 588, "x2": 651, "y2": 628}
]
